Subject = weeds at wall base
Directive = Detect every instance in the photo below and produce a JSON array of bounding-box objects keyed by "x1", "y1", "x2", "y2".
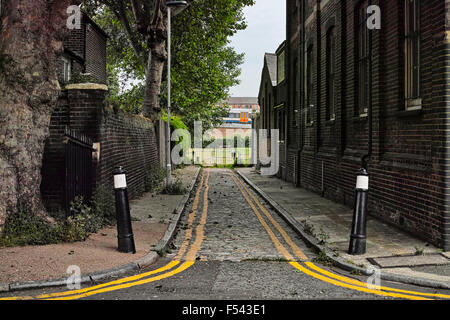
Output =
[
  {"x1": 0, "y1": 184, "x2": 116, "y2": 248},
  {"x1": 162, "y1": 178, "x2": 187, "y2": 195}
]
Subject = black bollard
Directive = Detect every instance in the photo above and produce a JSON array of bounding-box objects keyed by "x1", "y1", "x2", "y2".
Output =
[
  {"x1": 114, "y1": 167, "x2": 136, "y2": 254},
  {"x1": 348, "y1": 167, "x2": 369, "y2": 255}
]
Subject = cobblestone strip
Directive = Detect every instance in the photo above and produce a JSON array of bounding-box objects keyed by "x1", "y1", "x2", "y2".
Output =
[
  {"x1": 231, "y1": 173, "x2": 309, "y2": 262},
  {"x1": 171, "y1": 169, "x2": 297, "y2": 262}
]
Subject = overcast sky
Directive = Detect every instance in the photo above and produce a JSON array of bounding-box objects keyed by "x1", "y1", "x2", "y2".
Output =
[{"x1": 228, "y1": 0, "x2": 286, "y2": 98}]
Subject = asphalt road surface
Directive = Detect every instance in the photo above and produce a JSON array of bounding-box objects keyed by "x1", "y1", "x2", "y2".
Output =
[{"x1": 2, "y1": 168, "x2": 450, "y2": 305}]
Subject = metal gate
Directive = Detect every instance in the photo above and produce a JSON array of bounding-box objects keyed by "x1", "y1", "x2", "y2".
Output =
[{"x1": 64, "y1": 126, "x2": 94, "y2": 216}]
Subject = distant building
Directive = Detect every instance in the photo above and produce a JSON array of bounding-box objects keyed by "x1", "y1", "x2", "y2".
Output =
[
  {"x1": 209, "y1": 97, "x2": 260, "y2": 139},
  {"x1": 256, "y1": 41, "x2": 287, "y2": 178}
]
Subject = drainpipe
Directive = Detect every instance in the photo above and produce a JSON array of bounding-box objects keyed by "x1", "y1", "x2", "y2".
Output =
[
  {"x1": 316, "y1": 0, "x2": 321, "y2": 154},
  {"x1": 362, "y1": 28, "x2": 373, "y2": 171},
  {"x1": 297, "y1": 0, "x2": 306, "y2": 187},
  {"x1": 321, "y1": 160, "x2": 324, "y2": 197},
  {"x1": 349, "y1": 20, "x2": 373, "y2": 255}
]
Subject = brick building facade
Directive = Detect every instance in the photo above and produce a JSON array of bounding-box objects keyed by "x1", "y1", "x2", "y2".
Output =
[
  {"x1": 41, "y1": 85, "x2": 160, "y2": 211},
  {"x1": 259, "y1": 0, "x2": 450, "y2": 250},
  {"x1": 258, "y1": 42, "x2": 288, "y2": 180},
  {"x1": 211, "y1": 97, "x2": 260, "y2": 139},
  {"x1": 58, "y1": 12, "x2": 107, "y2": 84}
]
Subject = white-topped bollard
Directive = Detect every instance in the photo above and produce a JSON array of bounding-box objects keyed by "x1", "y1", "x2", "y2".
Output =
[
  {"x1": 348, "y1": 167, "x2": 369, "y2": 255},
  {"x1": 114, "y1": 166, "x2": 136, "y2": 254}
]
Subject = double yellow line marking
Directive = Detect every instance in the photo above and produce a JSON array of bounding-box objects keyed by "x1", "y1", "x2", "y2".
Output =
[
  {"x1": 1, "y1": 171, "x2": 211, "y2": 301},
  {"x1": 231, "y1": 172, "x2": 450, "y2": 300},
  {"x1": 43, "y1": 261, "x2": 193, "y2": 300},
  {"x1": 2, "y1": 169, "x2": 449, "y2": 300},
  {"x1": 180, "y1": 171, "x2": 209, "y2": 262},
  {"x1": 174, "y1": 172, "x2": 205, "y2": 260}
]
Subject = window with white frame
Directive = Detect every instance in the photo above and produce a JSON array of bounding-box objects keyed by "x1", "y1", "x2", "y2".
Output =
[
  {"x1": 404, "y1": 0, "x2": 421, "y2": 110},
  {"x1": 62, "y1": 57, "x2": 71, "y2": 83}
]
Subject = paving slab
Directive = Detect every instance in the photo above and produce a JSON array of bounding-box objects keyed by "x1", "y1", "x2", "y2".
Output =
[
  {"x1": 0, "y1": 222, "x2": 165, "y2": 284},
  {"x1": 0, "y1": 166, "x2": 199, "y2": 287},
  {"x1": 370, "y1": 254, "x2": 450, "y2": 268},
  {"x1": 237, "y1": 168, "x2": 439, "y2": 260},
  {"x1": 130, "y1": 165, "x2": 199, "y2": 224},
  {"x1": 236, "y1": 167, "x2": 449, "y2": 287},
  {"x1": 382, "y1": 267, "x2": 450, "y2": 284}
]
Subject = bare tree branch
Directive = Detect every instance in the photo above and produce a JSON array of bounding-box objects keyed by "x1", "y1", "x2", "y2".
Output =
[
  {"x1": 151, "y1": 0, "x2": 161, "y2": 26},
  {"x1": 142, "y1": 0, "x2": 151, "y2": 26},
  {"x1": 149, "y1": 0, "x2": 167, "y2": 46},
  {"x1": 114, "y1": 0, "x2": 147, "y2": 67},
  {"x1": 130, "y1": 0, "x2": 148, "y2": 34}
]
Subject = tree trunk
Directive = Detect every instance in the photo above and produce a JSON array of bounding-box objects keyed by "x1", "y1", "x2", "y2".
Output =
[
  {"x1": 143, "y1": 40, "x2": 167, "y2": 121},
  {"x1": 0, "y1": 0, "x2": 79, "y2": 228},
  {"x1": 142, "y1": 0, "x2": 167, "y2": 121}
]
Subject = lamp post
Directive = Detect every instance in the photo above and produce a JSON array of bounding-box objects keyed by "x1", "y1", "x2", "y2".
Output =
[{"x1": 165, "y1": 0, "x2": 188, "y2": 189}]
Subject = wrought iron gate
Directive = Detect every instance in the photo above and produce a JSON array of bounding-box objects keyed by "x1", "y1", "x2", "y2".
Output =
[{"x1": 64, "y1": 126, "x2": 94, "y2": 216}]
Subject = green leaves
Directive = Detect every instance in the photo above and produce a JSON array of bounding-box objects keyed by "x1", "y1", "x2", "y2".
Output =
[
  {"x1": 167, "y1": 0, "x2": 253, "y2": 132},
  {"x1": 81, "y1": 0, "x2": 254, "y2": 132},
  {"x1": 161, "y1": 110, "x2": 188, "y2": 130}
]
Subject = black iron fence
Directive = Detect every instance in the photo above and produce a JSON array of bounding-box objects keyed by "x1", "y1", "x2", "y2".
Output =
[{"x1": 64, "y1": 126, "x2": 94, "y2": 216}]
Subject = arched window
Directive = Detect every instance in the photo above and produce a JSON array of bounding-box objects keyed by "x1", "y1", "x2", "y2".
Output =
[
  {"x1": 305, "y1": 44, "x2": 314, "y2": 124},
  {"x1": 326, "y1": 26, "x2": 336, "y2": 121},
  {"x1": 404, "y1": 0, "x2": 421, "y2": 110},
  {"x1": 293, "y1": 57, "x2": 299, "y2": 127},
  {"x1": 356, "y1": 0, "x2": 370, "y2": 116}
]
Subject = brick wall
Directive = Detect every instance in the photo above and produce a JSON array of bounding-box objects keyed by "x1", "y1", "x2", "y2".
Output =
[
  {"x1": 280, "y1": 0, "x2": 450, "y2": 250},
  {"x1": 63, "y1": 25, "x2": 85, "y2": 60},
  {"x1": 85, "y1": 21, "x2": 107, "y2": 84},
  {"x1": 59, "y1": 13, "x2": 107, "y2": 84},
  {"x1": 96, "y1": 102, "x2": 159, "y2": 199},
  {"x1": 41, "y1": 85, "x2": 160, "y2": 211}
]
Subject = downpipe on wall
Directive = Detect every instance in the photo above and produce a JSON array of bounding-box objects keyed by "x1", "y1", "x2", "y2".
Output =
[{"x1": 348, "y1": 27, "x2": 373, "y2": 255}]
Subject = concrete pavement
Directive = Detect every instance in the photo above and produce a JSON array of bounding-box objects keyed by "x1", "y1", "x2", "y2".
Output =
[
  {"x1": 237, "y1": 167, "x2": 450, "y2": 289},
  {"x1": 0, "y1": 165, "x2": 200, "y2": 293},
  {"x1": 3, "y1": 168, "x2": 449, "y2": 301}
]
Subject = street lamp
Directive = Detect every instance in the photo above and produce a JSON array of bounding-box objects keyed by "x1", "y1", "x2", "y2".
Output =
[{"x1": 165, "y1": 0, "x2": 188, "y2": 189}]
